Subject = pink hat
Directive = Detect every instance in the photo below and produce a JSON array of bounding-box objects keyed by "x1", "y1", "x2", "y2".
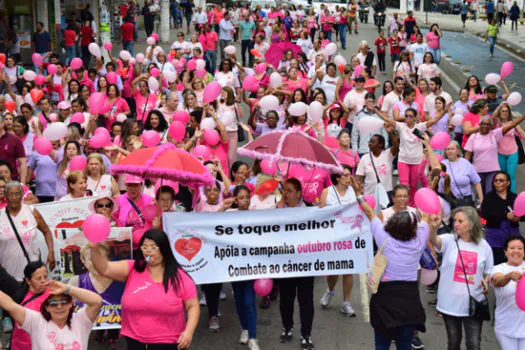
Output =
[
  {"x1": 88, "y1": 195, "x2": 119, "y2": 215},
  {"x1": 57, "y1": 101, "x2": 71, "y2": 110},
  {"x1": 124, "y1": 174, "x2": 143, "y2": 184},
  {"x1": 329, "y1": 104, "x2": 342, "y2": 111}
]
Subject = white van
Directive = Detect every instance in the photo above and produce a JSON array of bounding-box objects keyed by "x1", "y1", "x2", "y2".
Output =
[
  {"x1": 251, "y1": 0, "x2": 277, "y2": 12},
  {"x1": 311, "y1": 0, "x2": 348, "y2": 13}
]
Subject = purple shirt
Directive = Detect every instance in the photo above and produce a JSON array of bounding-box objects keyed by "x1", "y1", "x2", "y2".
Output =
[
  {"x1": 27, "y1": 153, "x2": 57, "y2": 197},
  {"x1": 371, "y1": 217, "x2": 429, "y2": 282},
  {"x1": 440, "y1": 158, "x2": 481, "y2": 198}
]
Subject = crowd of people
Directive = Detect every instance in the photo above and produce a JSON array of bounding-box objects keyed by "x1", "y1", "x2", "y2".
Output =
[{"x1": 0, "y1": 1, "x2": 524, "y2": 349}]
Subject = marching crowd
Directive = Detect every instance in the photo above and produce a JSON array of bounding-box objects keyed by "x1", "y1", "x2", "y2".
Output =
[{"x1": 0, "y1": 1, "x2": 525, "y2": 349}]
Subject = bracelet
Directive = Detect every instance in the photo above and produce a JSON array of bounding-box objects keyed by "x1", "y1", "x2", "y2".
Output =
[
  {"x1": 356, "y1": 195, "x2": 365, "y2": 203},
  {"x1": 64, "y1": 285, "x2": 71, "y2": 295}
]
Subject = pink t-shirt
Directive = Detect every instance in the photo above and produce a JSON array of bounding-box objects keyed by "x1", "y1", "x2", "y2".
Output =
[
  {"x1": 121, "y1": 260, "x2": 197, "y2": 344},
  {"x1": 464, "y1": 128, "x2": 503, "y2": 173},
  {"x1": 106, "y1": 97, "x2": 130, "y2": 130},
  {"x1": 334, "y1": 148, "x2": 360, "y2": 170},
  {"x1": 134, "y1": 88, "x2": 158, "y2": 123},
  {"x1": 426, "y1": 32, "x2": 440, "y2": 50},
  {"x1": 462, "y1": 112, "x2": 481, "y2": 148},
  {"x1": 208, "y1": 141, "x2": 229, "y2": 176},
  {"x1": 498, "y1": 124, "x2": 517, "y2": 155},
  {"x1": 287, "y1": 164, "x2": 332, "y2": 203},
  {"x1": 21, "y1": 308, "x2": 93, "y2": 350}
]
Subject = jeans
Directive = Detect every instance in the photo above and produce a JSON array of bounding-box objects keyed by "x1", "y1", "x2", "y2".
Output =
[
  {"x1": 324, "y1": 30, "x2": 332, "y2": 41},
  {"x1": 488, "y1": 36, "x2": 496, "y2": 55},
  {"x1": 498, "y1": 151, "x2": 518, "y2": 192},
  {"x1": 232, "y1": 280, "x2": 257, "y2": 339},
  {"x1": 219, "y1": 39, "x2": 231, "y2": 62},
  {"x1": 347, "y1": 16, "x2": 358, "y2": 34},
  {"x1": 378, "y1": 52, "x2": 386, "y2": 72},
  {"x1": 309, "y1": 28, "x2": 316, "y2": 41},
  {"x1": 479, "y1": 171, "x2": 497, "y2": 195},
  {"x1": 81, "y1": 45, "x2": 91, "y2": 68},
  {"x1": 374, "y1": 326, "x2": 414, "y2": 350},
  {"x1": 133, "y1": 21, "x2": 138, "y2": 41},
  {"x1": 339, "y1": 24, "x2": 347, "y2": 49},
  {"x1": 241, "y1": 39, "x2": 254, "y2": 66},
  {"x1": 428, "y1": 47, "x2": 441, "y2": 65},
  {"x1": 279, "y1": 277, "x2": 314, "y2": 337},
  {"x1": 65, "y1": 46, "x2": 76, "y2": 66},
  {"x1": 442, "y1": 314, "x2": 483, "y2": 350},
  {"x1": 512, "y1": 19, "x2": 518, "y2": 30},
  {"x1": 398, "y1": 161, "x2": 429, "y2": 206},
  {"x1": 473, "y1": 10, "x2": 477, "y2": 21},
  {"x1": 205, "y1": 49, "x2": 217, "y2": 73},
  {"x1": 495, "y1": 332, "x2": 525, "y2": 350},
  {"x1": 123, "y1": 41, "x2": 134, "y2": 56},
  {"x1": 203, "y1": 283, "x2": 222, "y2": 318}
]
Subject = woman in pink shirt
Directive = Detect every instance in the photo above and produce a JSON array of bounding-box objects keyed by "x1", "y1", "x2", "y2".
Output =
[
  {"x1": 132, "y1": 77, "x2": 158, "y2": 125},
  {"x1": 425, "y1": 23, "x2": 442, "y2": 65},
  {"x1": 90, "y1": 229, "x2": 199, "y2": 349},
  {"x1": 104, "y1": 84, "x2": 131, "y2": 130},
  {"x1": 464, "y1": 75, "x2": 484, "y2": 101},
  {"x1": 320, "y1": 9, "x2": 334, "y2": 41},
  {"x1": 462, "y1": 98, "x2": 489, "y2": 148},
  {"x1": 306, "y1": 10, "x2": 318, "y2": 40}
]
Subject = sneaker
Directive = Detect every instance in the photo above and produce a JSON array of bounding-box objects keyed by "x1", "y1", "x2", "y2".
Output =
[
  {"x1": 340, "y1": 302, "x2": 357, "y2": 317},
  {"x1": 280, "y1": 328, "x2": 293, "y2": 343},
  {"x1": 320, "y1": 289, "x2": 335, "y2": 308},
  {"x1": 219, "y1": 290, "x2": 227, "y2": 300},
  {"x1": 393, "y1": 169, "x2": 399, "y2": 176},
  {"x1": 2, "y1": 317, "x2": 13, "y2": 333},
  {"x1": 411, "y1": 336, "x2": 425, "y2": 349},
  {"x1": 199, "y1": 295, "x2": 207, "y2": 306},
  {"x1": 248, "y1": 338, "x2": 260, "y2": 350},
  {"x1": 301, "y1": 335, "x2": 315, "y2": 349},
  {"x1": 239, "y1": 330, "x2": 249, "y2": 344},
  {"x1": 209, "y1": 316, "x2": 220, "y2": 333}
]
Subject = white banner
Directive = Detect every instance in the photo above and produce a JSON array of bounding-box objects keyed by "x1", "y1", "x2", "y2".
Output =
[{"x1": 163, "y1": 204, "x2": 373, "y2": 284}]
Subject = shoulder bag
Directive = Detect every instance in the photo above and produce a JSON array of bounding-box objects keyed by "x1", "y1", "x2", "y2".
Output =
[
  {"x1": 5, "y1": 209, "x2": 31, "y2": 264},
  {"x1": 367, "y1": 237, "x2": 389, "y2": 294},
  {"x1": 234, "y1": 104, "x2": 246, "y2": 143},
  {"x1": 369, "y1": 152, "x2": 390, "y2": 210},
  {"x1": 127, "y1": 198, "x2": 144, "y2": 224},
  {"x1": 455, "y1": 238, "x2": 491, "y2": 321},
  {"x1": 447, "y1": 162, "x2": 476, "y2": 209}
]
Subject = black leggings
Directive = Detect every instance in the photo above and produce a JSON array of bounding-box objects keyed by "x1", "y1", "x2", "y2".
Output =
[
  {"x1": 125, "y1": 337, "x2": 178, "y2": 349},
  {"x1": 377, "y1": 52, "x2": 386, "y2": 72},
  {"x1": 203, "y1": 283, "x2": 222, "y2": 318},
  {"x1": 279, "y1": 276, "x2": 314, "y2": 337}
]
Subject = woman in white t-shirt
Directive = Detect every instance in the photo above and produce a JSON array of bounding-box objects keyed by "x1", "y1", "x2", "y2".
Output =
[
  {"x1": 85, "y1": 154, "x2": 120, "y2": 198},
  {"x1": 311, "y1": 63, "x2": 339, "y2": 104},
  {"x1": 429, "y1": 206, "x2": 493, "y2": 350},
  {"x1": 392, "y1": 52, "x2": 416, "y2": 81},
  {"x1": 417, "y1": 52, "x2": 440, "y2": 83},
  {"x1": 0, "y1": 280, "x2": 102, "y2": 350},
  {"x1": 491, "y1": 235, "x2": 525, "y2": 350}
]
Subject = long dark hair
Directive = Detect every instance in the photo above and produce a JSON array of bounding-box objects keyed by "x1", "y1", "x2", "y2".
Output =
[
  {"x1": 464, "y1": 75, "x2": 482, "y2": 95},
  {"x1": 144, "y1": 110, "x2": 168, "y2": 132},
  {"x1": 14, "y1": 261, "x2": 46, "y2": 303},
  {"x1": 134, "y1": 229, "x2": 189, "y2": 293}
]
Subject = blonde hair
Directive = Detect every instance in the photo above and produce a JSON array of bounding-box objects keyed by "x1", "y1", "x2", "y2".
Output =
[
  {"x1": 85, "y1": 153, "x2": 107, "y2": 177},
  {"x1": 80, "y1": 242, "x2": 110, "y2": 261},
  {"x1": 452, "y1": 206, "x2": 484, "y2": 244},
  {"x1": 66, "y1": 170, "x2": 87, "y2": 194}
]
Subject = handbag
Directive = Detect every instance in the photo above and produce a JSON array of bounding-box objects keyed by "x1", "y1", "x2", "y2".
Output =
[
  {"x1": 516, "y1": 136, "x2": 525, "y2": 165},
  {"x1": 5, "y1": 209, "x2": 31, "y2": 264},
  {"x1": 448, "y1": 162, "x2": 476, "y2": 209},
  {"x1": 455, "y1": 238, "x2": 491, "y2": 321},
  {"x1": 234, "y1": 104, "x2": 246, "y2": 143},
  {"x1": 369, "y1": 152, "x2": 390, "y2": 210},
  {"x1": 367, "y1": 237, "x2": 389, "y2": 294}
]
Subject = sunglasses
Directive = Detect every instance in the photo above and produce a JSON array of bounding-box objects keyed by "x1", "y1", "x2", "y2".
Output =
[
  {"x1": 96, "y1": 203, "x2": 113, "y2": 209},
  {"x1": 47, "y1": 299, "x2": 70, "y2": 307}
]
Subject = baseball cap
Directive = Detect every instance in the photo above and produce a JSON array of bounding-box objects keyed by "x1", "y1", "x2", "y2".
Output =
[
  {"x1": 329, "y1": 104, "x2": 342, "y2": 111},
  {"x1": 57, "y1": 101, "x2": 71, "y2": 110},
  {"x1": 124, "y1": 174, "x2": 144, "y2": 184}
]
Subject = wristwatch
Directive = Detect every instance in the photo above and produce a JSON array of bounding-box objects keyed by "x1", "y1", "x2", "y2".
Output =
[{"x1": 356, "y1": 195, "x2": 365, "y2": 203}]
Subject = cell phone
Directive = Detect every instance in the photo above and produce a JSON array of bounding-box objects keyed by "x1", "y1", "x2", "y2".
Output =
[{"x1": 412, "y1": 128, "x2": 424, "y2": 139}]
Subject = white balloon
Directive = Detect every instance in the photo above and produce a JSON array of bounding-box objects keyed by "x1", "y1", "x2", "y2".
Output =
[
  {"x1": 307, "y1": 101, "x2": 324, "y2": 122},
  {"x1": 23, "y1": 94, "x2": 35, "y2": 107},
  {"x1": 201, "y1": 117, "x2": 217, "y2": 130},
  {"x1": 333, "y1": 54, "x2": 347, "y2": 66},
  {"x1": 324, "y1": 43, "x2": 337, "y2": 56},
  {"x1": 485, "y1": 73, "x2": 500, "y2": 85},
  {"x1": 357, "y1": 117, "x2": 385, "y2": 134},
  {"x1": 4, "y1": 94, "x2": 12, "y2": 102},
  {"x1": 507, "y1": 92, "x2": 522, "y2": 106},
  {"x1": 88, "y1": 43, "x2": 101, "y2": 58},
  {"x1": 196, "y1": 59, "x2": 206, "y2": 69},
  {"x1": 23, "y1": 70, "x2": 36, "y2": 81},
  {"x1": 269, "y1": 72, "x2": 282, "y2": 87},
  {"x1": 450, "y1": 114, "x2": 464, "y2": 126},
  {"x1": 218, "y1": 79, "x2": 227, "y2": 88},
  {"x1": 288, "y1": 102, "x2": 308, "y2": 116},
  {"x1": 43, "y1": 122, "x2": 68, "y2": 141},
  {"x1": 326, "y1": 123, "x2": 342, "y2": 138},
  {"x1": 129, "y1": 57, "x2": 136, "y2": 65},
  {"x1": 220, "y1": 111, "x2": 236, "y2": 126},
  {"x1": 148, "y1": 76, "x2": 159, "y2": 91},
  {"x1": 116, "y1": 114, "x2": 128, "y2": 123},
  {"x1": 164, "y1": 70, "x2": 177, "y2": 83},
  {"x1": 259, "y1": 95, "x2": 280, "y2": 110},
  {"x1": 454, "y1": 107, "x2": 465, "y2": 115},
  {"x1": 146, "y1": 37, "x2": 156, "y2": 46},
  {"x1": 224, "y1": 45, "x2": 236, "y2": 55},
  {"x1": 119, "y1": 50, "x2": 131, "y2": 61},
  {"x1": 136, "y1": 53, "x2": 145, "y2": 63}
]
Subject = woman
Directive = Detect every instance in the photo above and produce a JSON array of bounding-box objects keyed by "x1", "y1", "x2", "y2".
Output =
[
  {"x1": 97, "y1": 75, "x2": 109, "y2": 94},
  {"x1": 336, "y1": 65, "x2": 354, "y2": 106},
  {"x1": 27, "y1": 138, "x2": 59, "y2": 203},
  {"x1": 481, "y1": 171, "x2": 522, "y2": 265},
  {"x1": 509, "y1": 1, "x2": 520, "y2": 30},
  {"x1": 306, "y1": 9, "x2": 317, "y2": 40},
  {"x1": 154, "y1": 51, "x2": 176, "y2": 73},
  {"x1": 351, "y1": 177, "x2": 430, "y2": 349},
  {"x1": 441, "y1": 141, "x2": 483, "y2": 208},
  {"x1": 392, "y1": 52, "x2": 416, "y2": 81},
  {"x1": 218, "y1": 86, "x2": 243, "y2": 168},
  {"x1": 464, "y1": 113, "x2": 525, "y2": 194},
  {"x1": 3, "y1": 112, "x2": 14, "y2": 134},
  {"x1": 4, "y1": 56, "x2": 24, "y2": 94},
  {"x1": 12, "y1": 116, "x2": 37, "y2": 161},
  {"x1": 320, "y1": 8, "x2": 334, "y2": 40},
  {"x1": 462, "y1": 98, "x2": 489, "y2": 148},
  {"x1": 491, "y1": 235, "x2": 525, "y2": 349},
  {"x1": 356, "y1": 131, "x2": 399, "y2": 197},
  {"x1": 429, "y1": 96, "x2": 451, "y2": 134},
  {"x1": 144, "y1": 110, "x2": 169, "y2": 142},
  {"x1": 311, "y1": 63, "x2": 339, "y2": 104},
  {"x1": 273, "y1": 178, "x2": 315, "y2": 349},
  {"x1": 214, "y1": 58, "x2": 241, "y2": 95},
  {"x1": 485, "y1": 19, "x2": 499, "y2": 57},
  {"x1": 0, "y1": 181, "x2": 55, "y2": 281},
  {"x1": 115, "y1": 175, "x2": 154, "y2": 233},
  {"x1": 382, "y1": 184, "x2": 418, "y2": 223},
  {"x1": 277, "y1": 49, "x2": 294, "y2": 71},
  {"x1": 55, "y1": 140, "x2": 81, "y2": 199},
  {"x1": 464, "y1": 75, "x2": 483, "y2": 102},
  {"x1": 89, "y1": 195, "x2": 119, "y2": 227},
  {"x1": 90, "y1": 228, "x2": 199, "y2": 348},
  {"x1": 0, "y1": 280, "x2": 102, "y2": 349},
  {"x1": 494, "y1": 103, "x2": 525, "y2": 192},
  {"x1": 452, "y1": 88, "x2": 473, "y2": 145},
  {"x1": 229, "y1": 161, "x2": 255, "y2": 194},
  {"x1": 430, "y1": 206, "x2": 493, "y2": 350},
  {"x1": 377, "y1": 81, "x2": 393, "y2": 108},
  {"x1": 426, "y1": 23, "x2": 442, "y2": 65},
  {"x1": 59, "y1": 170, "x2": 88, "y2": 201},
  {"x1": 104, "y1": 84, "x2": 131, "y2": 130},
  {"x1": 324, "y1": 108, "x2": 350, "y2": 152},
  {"x1": 119, "y1": 119, "x2": 140, "y2": 149},
  {"x1": 417, "y1": 52, "x2": 440, "y2": 83},
  {"x1": 85, "y1": 153, "x2": 119, "y2": 198},
  {"x1": 64, "y1": 22, "x2": 78, "y2": 66},
  {"x1": 131, "y1": 78, "x2": 157, "y2": 126},
  {"x1": 191, "y1": 78, "x2": 206, "y2": 105},
  {"x1": 296, "y1": 29, "x2": 312, "y2": 54}
]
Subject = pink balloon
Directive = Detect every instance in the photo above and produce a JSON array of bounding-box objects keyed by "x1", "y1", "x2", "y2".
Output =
[
  {"x1": 500, "y1": 61, "x2": 514, "y2": 78},
  {"x1": 142, "y1": 204, "x2": 159, "y2": 222},
  {"x1": 70, "y1": 58, "x2": 83, "y2": 70},
  {"x1": 99, "y1": 102, "x2": 112, "y2": 114},
  {"x1": 150, "y1": 68, "x2": 160, "y2": 77},
  {"x1": 254, "y1": 278, "x2": 273, "y2": 296},
  {"x1": 82, "y1": 214, "x2": 111, "y2": 243},
  {"x1": 47, "y1": 64, "x2": 58, "y2": 75},
  {"x1": 48, "y1": 113, "x2": 58, "y2": 122},
  {"x1": 364, "y1": 194, "x2": 376, "y2": 209},
  {"x1": 436, "y1": 154, "x2": 444, "y2": 162},
  {"x1": 132, "y1": 228, "x2": 146, "y2": 247},
  {"x1": 255, "y1": 63, "x2": 267, "y2": 74},
  {"x1": 94, "y1": 127, "x2": 111, "y2": 137},
  {"x1": 169, "y1": 121, "x2": 186, "y2": 142},
  {"x1": 242, "y1": 75, "x2": 257, "y2": 91},
  {"x1": 354, "y1": 65, "x2": 363, "y2": 77},
  {"x1": 187, "y1": 60, "x2": 197, "y2": 71},
  {"x1": 203, "y1": 82, "x2": 221, "y2": 103},
  {"x1": 32, "y1": 53, "x2": 43, "y2": 67},
  {"x1": 195, "y1": 68, "x2": 206, "y2": 78},
  {"x1": 516, "y1": 277, "x2": 525, "y2": 311},
  {"x1": 260, "y1": 158, "x2": 277, "y2": 175},
  {"x1": 34, "y1": 75, "x2": 46, "y2": 86},
  {"x1": 106, "y1": 71, "x2": 118, "y2": 84},
  {"x1": 430, "y1": 132, "x2": 451, "y2": 151},
  {"x1": 89, "y1": 93, "x2": 106, "y2": 114},
  {"x1": 191, "y1": 145, "x2": 212, "y2": 161},
  {"x1": 151, "y1": 33, "x2": 159, "y2": 41},
  {"x1": 414, "y1": 188, "x2": 441, "y2": 214},
  {"x1": 204, "y1": 129, "x2": 220, "y2": 146},
  {"x1": 34, "y1": 137, "x2": 52, "y2": 155},
  {"x1": 90, "y1": 134, "x2": 110, "y2": 148},
  {"x1": 142, "y1": 130, "x2": 161, "y2": 147},
  {"x1": 513, "y1": 192, "x2": 525, "y2": 216},
  {"x1": 420, "y1": 269, "x2": 438, "y2": 285},
  {"x1": 104, "y1": 42, "x2": 113, "y2": 51},
  {"x1": 173, "y1": 111, "x2": 190, "y2": 124},
  {"x1": 69, "y1": 155, "x2": 87, "y2": 171}
]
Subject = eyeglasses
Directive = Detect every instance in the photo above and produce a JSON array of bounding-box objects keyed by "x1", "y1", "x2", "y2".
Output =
[
  {"x1": 47, "y1": 299, "x2": 69, "y2": 307},
  {"x1": 494, "y1": 178, "x2": 507, "y2": 183},
  {"x1": 96, "y1": 203, "x2": 113, "y2": 209},
  {"x1": 140, "y1": 245, "x2": 160, "y2": 252}
]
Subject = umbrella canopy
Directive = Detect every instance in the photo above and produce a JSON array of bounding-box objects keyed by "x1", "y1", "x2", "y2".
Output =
[
  {"x1": 264, "y1": 42, "x2": 303, "y2": 69},
  {"x1": 237, "y1": 128, "x2": 343, "y2": 173},
  {"x1": 111, "y1": 143, "x2": 214, "y2": 187}
]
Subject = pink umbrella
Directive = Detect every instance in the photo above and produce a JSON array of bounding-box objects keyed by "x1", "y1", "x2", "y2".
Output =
[
  {"x1": 237, "y1": 128, "x2": 343, "y2": 174},
  {"x1": 264, "y1": 42, "x2": 303, "y2": 69}
]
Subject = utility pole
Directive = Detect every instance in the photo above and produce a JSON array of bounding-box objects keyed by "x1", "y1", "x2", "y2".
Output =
[{"x1": 160, "y1": 0, "x2": 170, "y2": 43}]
